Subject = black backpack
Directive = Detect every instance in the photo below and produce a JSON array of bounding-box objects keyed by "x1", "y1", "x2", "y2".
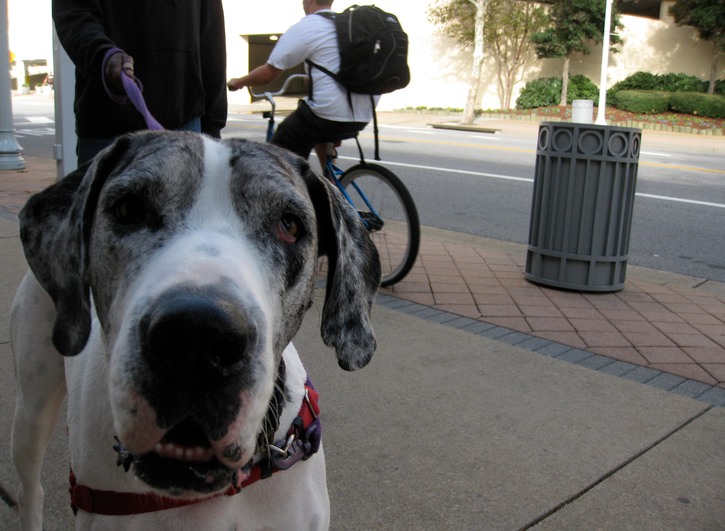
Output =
[
  {"x1": 307, "y1": 5, "x2": 410, "y2": 160},
  {"x1": 308, "y1": 5, "x2": 410, "y2": 96}
]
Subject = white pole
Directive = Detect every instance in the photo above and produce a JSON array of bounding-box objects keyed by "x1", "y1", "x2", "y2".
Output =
[
  {"x1": 53, "y1": 27, "x2": 77, "y2": 178},
  {"x1": 595, "y1": 0, "x2": 613, "y2": 125},
  {"x1": 0, "y1": 0, "x2": 24, "y2": 169}
]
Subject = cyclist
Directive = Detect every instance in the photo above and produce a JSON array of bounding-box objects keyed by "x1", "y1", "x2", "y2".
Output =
[{"x1": 227, "y1": 0, "x2": 377, "y2": 171}]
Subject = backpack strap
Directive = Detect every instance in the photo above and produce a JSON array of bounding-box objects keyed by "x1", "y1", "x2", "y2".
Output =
[
  {"x1": 305, "y1": 11, "x2": 339, "y2": 100},
  {"x1": 306, "y1": 59, "x2": 338, "y2": 85},
  {"x1": 306, "y1": 60, "x2": 381, "y2": 161},
  {"x1": 306, "y1": 11, "x2": 382, "y2": 160},
  {"x1": 370, "y1": 96, "x2": 380, "y2": 161}
]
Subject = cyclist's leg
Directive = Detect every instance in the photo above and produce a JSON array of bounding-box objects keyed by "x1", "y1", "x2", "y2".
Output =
[
  {"x1": 270, "y1": 105, "x2": 316, "y2": 159},
  {"x1": 272, "y1": 100, "x2": 367, "y2": 171},
  {"x1": 314, "y1": 142, "x2": 339, "y2": 180}
]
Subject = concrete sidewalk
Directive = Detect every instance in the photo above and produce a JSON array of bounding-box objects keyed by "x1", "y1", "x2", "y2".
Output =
[{"x1": 1, "y1": 126, "x2": 724, "y2": 528}]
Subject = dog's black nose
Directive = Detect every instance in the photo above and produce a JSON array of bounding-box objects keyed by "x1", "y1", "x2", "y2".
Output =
[{"x1": 140, "y1": 289, "x2": 255, "y2": 383}]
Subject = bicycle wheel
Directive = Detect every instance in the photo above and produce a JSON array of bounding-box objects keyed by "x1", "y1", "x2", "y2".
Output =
[{"x1": 340, "y1": 163, "x2": 420, "y2": 287}]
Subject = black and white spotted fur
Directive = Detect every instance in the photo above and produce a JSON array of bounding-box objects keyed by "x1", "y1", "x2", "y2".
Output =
[{"x1": 10, "y1": 131, "x2": 380, "y2": 530}]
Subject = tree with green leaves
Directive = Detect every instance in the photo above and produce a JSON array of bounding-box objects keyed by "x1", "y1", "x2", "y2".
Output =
[
  {"x1": 428, "y1": 0, "x2": 548, "y2": 116},
  {"x1": 530, "y1": 0, "x2": 622, "y2": 106},
  {"x1": 669, "y1": 0, "x2": 724, "y2": 94},
  {"x1": 485, "y1": 0, "x2": 548, "y2": 109},
  {"x1": 428, "y1": 0, "x2": 477, "y2": 47}
]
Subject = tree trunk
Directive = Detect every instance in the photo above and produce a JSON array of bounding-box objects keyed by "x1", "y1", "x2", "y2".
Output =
[
  {"x1": 461, "y1": 0, "x2": 486, "y2": 124},
  {"x1": 462, "y1": 53, "x2": 484, "y2": 124},
  {"x1": 559, "y1": 55, "x2": 570, "y2": 107},
  {"x1": 502, "y1": 68, "x2": 513, "y2": 110},
  {"x1": 502, "y1": 72, "x2": 510, "y2": 110},
  {"x1": 708, "y1": 44, "x2": 719, "y2": 95},
  {"x1": 494, "y1": 60, "x2": 506, "y2": 109}
]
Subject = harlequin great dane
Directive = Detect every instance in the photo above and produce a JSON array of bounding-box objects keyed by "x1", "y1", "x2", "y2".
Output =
[{"x1": 10, "y1": 131, "x2": 380, "y2": 530}]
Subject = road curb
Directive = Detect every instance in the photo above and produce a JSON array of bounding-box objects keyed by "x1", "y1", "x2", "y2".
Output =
[{"x1": 428, "y1": 121, "x2": 500, "y2": 134}]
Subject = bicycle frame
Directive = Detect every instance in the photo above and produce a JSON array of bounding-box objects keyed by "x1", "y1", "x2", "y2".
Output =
[{"x1": 324, "y1": 157, "x2": 383, "y2": 232}]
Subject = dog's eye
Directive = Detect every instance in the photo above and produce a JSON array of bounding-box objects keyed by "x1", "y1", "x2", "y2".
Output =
[
  {"x1": 112, "y1": 194, "x2": 147, "y2": 226},
  {"x1": 277, "y1": 213, "x2": 304, "y2": 243}
]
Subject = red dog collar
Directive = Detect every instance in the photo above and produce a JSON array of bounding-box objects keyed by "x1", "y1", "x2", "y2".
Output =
[{"x1": 70, "y1": 380, "x2": 320, "y2": 516}]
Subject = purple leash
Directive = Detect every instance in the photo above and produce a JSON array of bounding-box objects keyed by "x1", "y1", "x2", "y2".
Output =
[{"x1": 102, "y1": 48, "x2": 164, "y2": 131}]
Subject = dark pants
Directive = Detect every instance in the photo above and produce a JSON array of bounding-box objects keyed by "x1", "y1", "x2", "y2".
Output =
[
  {"x1": 76, "y1": 116, "x2": 202, "y2": 166},
  {"x1": 271, "y1": 100, "x2": 367, "y2": 159}
]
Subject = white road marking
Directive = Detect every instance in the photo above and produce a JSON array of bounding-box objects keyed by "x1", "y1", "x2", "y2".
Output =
[{"x1": 337, "y1": 156, "x2": 725, "y2": 209}]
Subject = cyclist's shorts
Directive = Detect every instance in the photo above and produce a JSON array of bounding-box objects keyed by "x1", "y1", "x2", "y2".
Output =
[{"x1": 271, "y1": 100, "x2": 367, "y2": 159}]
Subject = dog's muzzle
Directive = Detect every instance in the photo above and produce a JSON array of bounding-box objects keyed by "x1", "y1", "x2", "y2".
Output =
[{"x1": 117, "y1": 286, "x2": 270, "y2": 493}]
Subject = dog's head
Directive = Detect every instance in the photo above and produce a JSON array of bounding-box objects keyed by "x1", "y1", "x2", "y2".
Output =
[{"x1": 19, "y1": 131, "x2": 380, "y2": 495}]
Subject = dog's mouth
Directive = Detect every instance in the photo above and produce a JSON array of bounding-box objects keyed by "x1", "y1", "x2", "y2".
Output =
[{"x1": 120, "y1": 417, "x2": 250, "y2": 495}]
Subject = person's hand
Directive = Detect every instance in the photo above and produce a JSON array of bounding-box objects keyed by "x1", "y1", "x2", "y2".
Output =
[
  {"x1": 105, "y1": 51, "x2": 136, "y2": 95},
  {"x1": 227, "y1": 78, "x2": 245, "y2": 92}
]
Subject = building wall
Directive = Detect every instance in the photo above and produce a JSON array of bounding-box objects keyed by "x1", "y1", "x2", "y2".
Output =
[
  {"x1": 8, "y1": 0, "x2": 53, "y2": 88},
  {"x1": 225, "y1": 1, "x2": 722, "y2": 111},
  {"x1": 11, "y1": 0, "x2": 723, "y2": 111},
  {"x1": 530, "y1": 14, "x2": 721, "y2": 106},
  {"x1": 8, "y1": 0, "x2": 52, "y2": 62}
]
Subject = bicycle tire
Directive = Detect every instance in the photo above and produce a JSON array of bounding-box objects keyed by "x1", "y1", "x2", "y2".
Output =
[{"x1": 340, "y1": 163, "x2": 420, "y2": 287}]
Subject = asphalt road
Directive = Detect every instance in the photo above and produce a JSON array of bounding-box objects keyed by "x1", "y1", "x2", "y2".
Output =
[{"x1": 11, "y1": 95, "x2": 725, "y2": 282}]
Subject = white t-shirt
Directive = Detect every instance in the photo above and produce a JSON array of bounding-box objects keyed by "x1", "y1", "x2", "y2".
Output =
[{"x1": 267, "y1": 10, "x2": 376, "y2": 123}]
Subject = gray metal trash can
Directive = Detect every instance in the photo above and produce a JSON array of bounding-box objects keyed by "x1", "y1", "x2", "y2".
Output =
[{"x1": 525, "y1": 122, "x2": 641, "y2": 292}]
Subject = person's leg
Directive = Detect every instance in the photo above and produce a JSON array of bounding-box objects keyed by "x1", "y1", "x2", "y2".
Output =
[
  {"x1": 272, "y1": 100, "x2": 368, "y2": 167},
  {"x1": 314, "y1": 143, "x2": 331, "y2": 177},
  {"x1": 177, "y1": 116, "x2": 201, "y2": 133},
  {"x1": 271, "y1": 105, "x2": 317, "y2": 159},
  {"x1": 76, "y1": 116, "x2": 201, "y2": 166},
  {"x1": 77, "y1": 137, "x2": 115, "y2": 166}
]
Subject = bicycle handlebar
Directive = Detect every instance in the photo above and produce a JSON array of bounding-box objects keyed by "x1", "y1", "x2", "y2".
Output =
[{"x1": 247, "y1": 74, "x2": 309, "y2": 105}]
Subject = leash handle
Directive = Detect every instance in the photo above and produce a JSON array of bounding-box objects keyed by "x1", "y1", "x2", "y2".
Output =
[
  {"x1": 120, "y1": 73, "x2": 164, "y2": 131},
  {"x1": 102, "y1": 48, "x2": 164, "y2": 131}
]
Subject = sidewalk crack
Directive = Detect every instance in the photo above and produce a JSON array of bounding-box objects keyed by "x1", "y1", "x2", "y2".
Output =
[{"x1": 519, "y1": 406, "x2": 713, "y2": 530}]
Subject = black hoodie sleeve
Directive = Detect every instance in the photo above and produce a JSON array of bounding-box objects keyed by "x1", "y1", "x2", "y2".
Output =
[{"x1": 52, "y1": 0, "x2": 116, "y2": 79}]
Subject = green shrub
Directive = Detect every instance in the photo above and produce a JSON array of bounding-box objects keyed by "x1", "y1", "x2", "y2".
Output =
[
  {"x1": 516, "y1": 75, "x2": 599, "y2": 109},
  {"x1": 569, "y1": 74, "x2": 599, "y2": 101},
  {"x1": 608, "y1": 72, "x2": 709, "y2": 101},
  {"x1": 610, "y1": 71, "x2": 660, "y2": 92},
  {"x1": 715, "y1": 79, "x2": 725, "y2": 96},
  {"x1": 657, "y1": 73, "x2": 707, "y2": 93},
  {"x1": 611, "y1": 90, "x2": 671, "y2": 114},
  {"x1": 669, "y1": 92, "x2": 725, "y2": 118},
  {"x1": 516, "y1": 77, "x2": 561, "y2": 108}
]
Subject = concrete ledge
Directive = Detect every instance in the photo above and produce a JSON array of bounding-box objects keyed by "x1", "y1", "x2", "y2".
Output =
[{"x1": 428, "y1": 121, "x2": 500, "y2": 134}]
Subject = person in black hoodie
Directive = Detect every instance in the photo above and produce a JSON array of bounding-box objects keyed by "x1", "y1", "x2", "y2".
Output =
[{"x1": 53, "y1": 0, "x2": 227, "y2": 164}]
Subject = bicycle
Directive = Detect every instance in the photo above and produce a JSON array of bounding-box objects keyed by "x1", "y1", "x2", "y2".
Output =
[{"x1": 249, "y1": 74, "x2": 420, "y2": 287}]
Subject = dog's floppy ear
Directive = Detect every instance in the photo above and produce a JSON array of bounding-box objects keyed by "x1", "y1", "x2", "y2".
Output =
[
  {"x1": 19, "y1": 137, "x2": 132, "y2": 356},
  {"x1": 299, "y1": 162, "x2": 381, "y2": 371}
]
